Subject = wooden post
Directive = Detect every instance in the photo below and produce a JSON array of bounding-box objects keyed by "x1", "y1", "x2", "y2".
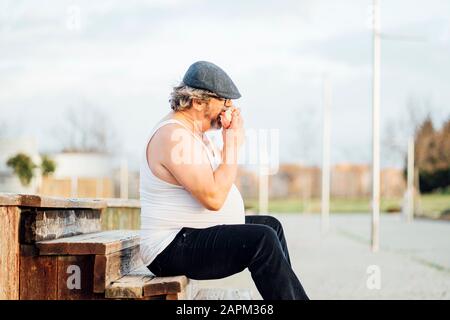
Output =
[
  {"x1": 0, "y1": 206, "x2": 21, "y2": 299},
  {"x1": 19, "y1": 245, "x2": 58, "y2": 300}
]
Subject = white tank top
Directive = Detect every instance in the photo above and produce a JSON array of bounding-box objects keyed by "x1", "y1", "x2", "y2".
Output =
[{"x1": 139, "y1": 119, "x2": 245, "y2": 266}]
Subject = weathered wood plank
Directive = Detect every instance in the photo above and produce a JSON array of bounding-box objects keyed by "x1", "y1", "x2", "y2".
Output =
[
  {"x1": 143, "y1": 275, "x2": 188, "y2": 297},
  {"x1": 165, "y1": 285, "x2": 188, "y2": 300},
  {"x1": 106, "y1": 283, "x2": 143, "y2": 299},
  {"x1": 20, "y1": 209, "x2": 101, "y2": 243},
  {"x1": 142, "y1": 294, "x2": 169, "y2": 300},
  {"x1": 105, "y1": 266, "x2": 191, "y2": 300},
  {"x1": 19, "y1": 245, "x2": 58, "y2": 300},
  {"x1": 57, "y1": 255, "x2": 101, "y2": 300},
  {"x1": 36, "y1": 230, "x2": 140, "y2": 255},
  {"x1": 0, "y1": 194, "x2": 40, "y2": 207},
  {"x1": 105, "y1": 266, "x2": 152, "y2": 299},
  {"x1": 194, "y1": 288, "x2": 253, "y2": 300},
  {"x1": 166, "y1": 292, "x2": 184, "y2": 300},
  {"x1": 0, "y1": 194, "x2": 22, "y2": 206},
  {"x1": 105, "y1": 277, "x2": 148, "y2": 299},
  {"x1": 97, "y1": 198, "x2": 140, "y2": 209},
  {"x1": 0, "y1": 192, "x2": 107, "y2": 209},
  {"x1": 0, "y1": 206, "x2": 20, "y2": 299},
  {"x1": 93, "y1": 245, "x2": 142, "y2": 293}
]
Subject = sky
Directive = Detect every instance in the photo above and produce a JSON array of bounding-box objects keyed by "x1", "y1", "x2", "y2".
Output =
[{"x1": 1, "y1": 0, "x2": 449, "y2": 170}]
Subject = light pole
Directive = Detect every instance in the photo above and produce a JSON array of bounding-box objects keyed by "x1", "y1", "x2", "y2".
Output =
[
  {"x1": 371, "y1": 0, "x2": 381, "y2": 252},
  {"x1": 321, "y1": 75, "x2": 331, "y2": 234},
  {"x1": 406, "y1": 137, "x2": 415, "y2": 222},
  {"x1": 259, "y1": 132, "x2": 269, "y2": 215},
  {"x1": 369, "y1": 0, "x2": 426, "y2": 250}
]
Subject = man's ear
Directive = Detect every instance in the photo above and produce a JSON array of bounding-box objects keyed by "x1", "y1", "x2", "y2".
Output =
[{"x1": 192, "y1": 98, "x2": 205, "y2": 112}]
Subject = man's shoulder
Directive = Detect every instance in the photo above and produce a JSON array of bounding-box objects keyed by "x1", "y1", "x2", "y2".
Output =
[
  {"x1": 153, "y1": 121, "x2": 192, "y2": 142},
  {"x1": 152, "y1": 121, "x2": 204, "y2": 153}
]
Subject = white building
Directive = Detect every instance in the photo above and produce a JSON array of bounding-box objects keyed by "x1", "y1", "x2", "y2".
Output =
[{"x1": 52, "y1": 152, "x2": 115, "y2": 179}]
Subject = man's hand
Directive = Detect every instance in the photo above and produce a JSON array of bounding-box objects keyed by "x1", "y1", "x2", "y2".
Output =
[
  {"x1": 222, "y1": 107, "x2": 245, "y2": 164},
  {"x1": 220, "y1": 109, "x2": 233, "y2": 129}
]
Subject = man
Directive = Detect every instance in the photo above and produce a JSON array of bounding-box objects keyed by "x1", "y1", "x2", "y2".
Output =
[{"x1": 139, "y1": 61, "x2": 309, "y2": 300}]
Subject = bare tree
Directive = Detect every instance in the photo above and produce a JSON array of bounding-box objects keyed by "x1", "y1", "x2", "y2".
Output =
[
  {"x1": 382, "y1": 94, "x2": 434, "y2": 166},
  {"x1": 54, "y1": 102, "x2": 121, "y2": 154}
]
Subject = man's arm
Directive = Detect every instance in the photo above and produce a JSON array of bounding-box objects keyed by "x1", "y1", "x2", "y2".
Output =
[{"x1": 161, "y1": 111, "x2": 244, "y2": 211}]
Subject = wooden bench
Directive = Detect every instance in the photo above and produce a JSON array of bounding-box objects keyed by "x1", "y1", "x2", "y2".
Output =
[
  {"x1": 35, "y1": 230, "x2": 193, "y2": 298},
  {"x1": 0, "y1": 193, "x2": 250, "y2": 300},
  {"x1": 0, "y1": 193, "x2": 192, "y2": 300},
  {"x1": 37, "y1": 230, "x2": 142, "y2": 293}
]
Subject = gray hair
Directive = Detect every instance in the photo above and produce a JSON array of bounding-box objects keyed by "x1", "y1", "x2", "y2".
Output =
[{"x1": 169, "y1": 83, "x2": 220, "y2": 111}]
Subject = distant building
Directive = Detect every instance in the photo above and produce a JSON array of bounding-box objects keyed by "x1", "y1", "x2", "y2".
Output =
[
  {"x1": 235, "y1": 167, "x2": 259, "y2": 199},
  {"x1": 235, "y1": 163, "x2": 406, "y2": 200},
  {"x1": 331, "y1": 164, "x2": 371, "y2": 198},
  {"x1": 381, "y1": 168, "x2": 406, "y2": 198},
  {"x1": 51, "y1": 152, "x2": 115, "y2": 178},
  {"x1": 40, "y1": 152, "x2": 116, "y2": 198},
  {"x1": 268, "y1": 164, "x2": 321, "y2": 199}
]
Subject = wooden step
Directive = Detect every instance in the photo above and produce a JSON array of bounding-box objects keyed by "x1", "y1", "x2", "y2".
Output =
[
  {"x1": 19, "y1": 244, "x2": 104, "y2": 300},
  {"x1": 105, "y1": 266, "x2": 191, "y2": 299},
  {"x1": 194, "y1": 288, "x2": 253, "y2": 300},
  {"x1": 20, "y1": 208, "x2": 101, "y2": 243},
  {"x1": 36, "y1": 230, "x2": 140, "y2": 255},
  {"x1": 93, "y1": 245, "x2": 142, "y2": 293}
]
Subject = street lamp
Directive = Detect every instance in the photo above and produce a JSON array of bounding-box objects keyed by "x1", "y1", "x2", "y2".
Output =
[{"x1": 371, "y1": 0, "x2": 381, "y2": 252}]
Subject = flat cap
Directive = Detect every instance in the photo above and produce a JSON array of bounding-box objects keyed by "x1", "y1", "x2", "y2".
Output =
[{"x1": 182, "y1": 61, "x2": 241, "y2": 99}]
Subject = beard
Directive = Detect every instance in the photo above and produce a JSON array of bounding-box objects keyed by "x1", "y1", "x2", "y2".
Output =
[
  {"x1": 205, "y1": 106, "x2": 223, "y2": 130},
  {"x1": 210, "y1": 115, "x2": 222, "y2": 130}
]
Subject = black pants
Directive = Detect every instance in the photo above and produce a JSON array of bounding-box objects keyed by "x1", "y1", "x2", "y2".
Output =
[{"x1": 148, "y1": 215, "x2": 309, "y2": 300}]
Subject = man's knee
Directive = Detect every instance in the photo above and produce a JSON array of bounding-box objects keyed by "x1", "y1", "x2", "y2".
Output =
[
  {"x1": 261, "y1": 215, "x2": 283, "y2": 234},
  {"x1": 253, "y1": 224, "x2": 279, "y2": 247},
  {"x1": 247, "y1": 225, "x2": 283, "y2": 269}
]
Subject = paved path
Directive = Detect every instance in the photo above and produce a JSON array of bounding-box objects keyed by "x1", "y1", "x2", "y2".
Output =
[{"x1": 196, "y1": 214, "x2": 450, "y2": 299}]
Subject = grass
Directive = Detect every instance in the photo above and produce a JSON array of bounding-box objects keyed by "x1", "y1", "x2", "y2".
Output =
[
  {"x1": 244, "y1": 193, "x2": 450, "y2": 217},
  {"x1": 416, "y1": 193, "x2": 450, "y2": 218}
]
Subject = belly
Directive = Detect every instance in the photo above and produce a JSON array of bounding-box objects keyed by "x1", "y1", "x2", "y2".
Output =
[{"x1": 140, "y1": 184, "x2": 246, "y2": 228}]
